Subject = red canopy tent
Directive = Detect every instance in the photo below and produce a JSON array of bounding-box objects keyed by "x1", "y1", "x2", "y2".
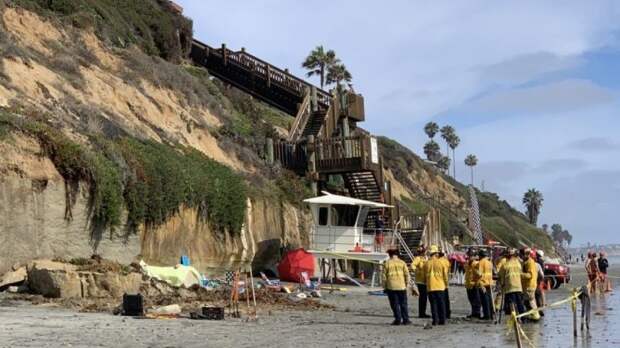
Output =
[{"x1": 277, "y1": 249, "x2": 315, "y2": 283}]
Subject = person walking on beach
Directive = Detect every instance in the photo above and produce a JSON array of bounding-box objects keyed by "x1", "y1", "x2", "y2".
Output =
[
  {"x1": 477, "y1": 249, "x2": 494, "y2": 320},
  {"x1": 498, "y1": 248, "x2": 525, "y2": 315},
  {"x1": 425, "y1": 245, "x2": 448, "y2": 325},
  {"x1": 520, "y1": 248, "x2": 540, "y2": 321},
  {"x1": 598, "y1": 252, "x2": 610, "y2": 292},
  {"x1": 586, "y1": 252, "x2": 599, "y2": 291},
  {"x1": 465, "y1": 248, "x2": 481, "y2": 319},
  {"x1": 534, "y1": 250, "x2": 546, "y2": 316},
  {"x1": 411, "y1": 246, "x2": 430, "y2": 318},
  {"x1": 383, "y1": 249, "x2": 411, "y2": 325}
]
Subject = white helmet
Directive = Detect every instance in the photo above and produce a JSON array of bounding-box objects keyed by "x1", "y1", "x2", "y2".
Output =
[{"x1": 536, "y1": 250, "x2": 544, "y2": 258}]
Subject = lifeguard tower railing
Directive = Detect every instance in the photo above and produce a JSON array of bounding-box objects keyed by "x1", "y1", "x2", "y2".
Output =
[{"x1": 309, "y1": 226, "x2": 423, "y2": 255}]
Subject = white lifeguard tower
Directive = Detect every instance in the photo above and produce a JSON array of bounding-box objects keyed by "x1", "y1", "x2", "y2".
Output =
[{"x1": 304, "y1": 191, "x2": 395, "y2": 263}]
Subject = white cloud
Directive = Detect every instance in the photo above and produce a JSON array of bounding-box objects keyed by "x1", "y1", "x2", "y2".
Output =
[{"x1": 469, "y1": 79, "x2": 614, "y2": 115}]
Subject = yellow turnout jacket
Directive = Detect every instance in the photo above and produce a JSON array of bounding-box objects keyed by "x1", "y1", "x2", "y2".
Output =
[
  {"x1": 477, "y1": 257, "x2": 493, "y2": 287},
  {"x1": 425, "y1": 255, "x2": 447, "y2": 292},
  {"x1": 521, "y1": 257, "x2": 538, "y2": 291},
  {"x1": 498, "y1": 257, "x2": 523, "y2": 293},
  {"x1": 411, "y1": 256, "x2": 427, "y2": 285},
  {"x1": 464, "y1": 260, "x2": 479, "y2": 289},
  {"x1": 383, "y1": 257, "x2": 409, "y2": 291}
]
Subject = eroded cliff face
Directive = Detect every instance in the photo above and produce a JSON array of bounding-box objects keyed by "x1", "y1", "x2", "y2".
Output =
[
  {"x1": 141, "y1": 199, "x2": 310, "y2": 275},
  {"x1": 0, "y1": 7, "x2": 315, "y2": 273},
  {"x1": 0, "y1": 132, "x2": 310, "y2": 274}
]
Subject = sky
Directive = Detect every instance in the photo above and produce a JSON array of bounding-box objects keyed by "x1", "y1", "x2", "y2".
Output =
[{"x1": 176, "y1": 0, "x2": 620, "y2": 246}]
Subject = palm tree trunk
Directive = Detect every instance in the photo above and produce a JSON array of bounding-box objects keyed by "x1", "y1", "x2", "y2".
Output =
[
  {"x1": 320, "y1": 65, "x2": 324, "y2": 89},
  {"x1": 470, "y1": 167, "x2": 474, "y2": 186},
  {"x1": 452, "y1": 148, "x2": 456, "y2": 179}
]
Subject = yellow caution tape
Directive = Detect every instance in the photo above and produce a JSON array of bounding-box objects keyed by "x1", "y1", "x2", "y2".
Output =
[{"x1": 514, "y1": 289, "x2": 581, "y2": 319}]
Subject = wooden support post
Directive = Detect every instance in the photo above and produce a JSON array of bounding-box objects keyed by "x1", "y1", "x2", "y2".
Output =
[
  {"x1": 222, "y1": 43, "x2": 228, "y2": 66},
  {"x1": 266, "y1": 65, "x2": 271, "y2": 87},
  {"x1": 342, "y1": 117, "x2": 351, "y2": 157},
  {"x1": 311, "y1": 86, "x2": 318, "y2": 112},
  {"x1": 265, "y1": 138, "x2": 274, "y2": 165},
  {"x1": 573, "y1": 288, "x2": 578, "y2": 338},
  {"x1": 308, "y1": 135, "x2": 317, "y2": 195}
]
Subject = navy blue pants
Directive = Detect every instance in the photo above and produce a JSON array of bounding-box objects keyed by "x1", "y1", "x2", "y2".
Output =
[
  {"x1": 386, "y1": 290, "x2": 409, "y2": 323},
  {"x1": 429, "y1": 291, "x2": 447, "y2": 325},
  {"x1": 466, "y1": 288, "x2": 481, "y2": 318},
  {"x1": 444, "y1": 288, "x2": 451, "y2": 319},
  {"x1": 479, "y1": 286, "x2": 493, "y2": 319},
  {"x1": 504, "y1": 291, "x2": 526, "y2": 315},
  {"x1": 417, "y1": 283, "x2": 428, "y2": 317}
]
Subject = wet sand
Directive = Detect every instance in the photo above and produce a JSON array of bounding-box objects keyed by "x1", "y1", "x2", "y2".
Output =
[{"x1": 0, "y1": 268, "x2": 618, "y2": 348}]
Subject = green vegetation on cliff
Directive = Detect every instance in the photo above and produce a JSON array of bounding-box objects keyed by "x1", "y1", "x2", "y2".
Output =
[
  {"x1": 0, "y1": 110, "x2": 247, "y2": 237},
  {"x1": 9, "y1": 0, "x2": 192, "y2": 62}
]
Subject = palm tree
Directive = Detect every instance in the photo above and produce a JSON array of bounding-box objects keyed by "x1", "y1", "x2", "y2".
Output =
[
  {"x1": 423, "y1": 140, "x2": 441, "y2": 162},
  {"x1": 424, "y1": 122, "x2": 439, "y2": 139},
  {"x1": 326, "y1": 63, "x2": 352, "y2": 91},
  {"x1": 522, "y1": 188, "x2": 544, "y2": 225},
  {"x1": 440, "y1": 125, "x2": 455, "y2": 157},
  {"x1": 437, "y1": 156, "x2": 451, "y2": 173},
  {"x1": 302, "y1": 46, "x2": 340, "y2": 89},
  {"x1": 551, "y1": 224, "x2": 563, "y2": 243},
  {"x1": 464, "y1": 154, "x2": 478, "y2": 186},
  {"x1": 542, "y1": 223, "x2": 549, "y2": 233},
  {"x1": 448, "y1": 133, "x2": 460, "y2": 179}
]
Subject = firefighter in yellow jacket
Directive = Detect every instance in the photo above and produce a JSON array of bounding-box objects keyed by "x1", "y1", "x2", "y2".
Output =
[
  {"x1": 476, "y1": 249, "x2": 494, "y2": 320},
  {"x1": 498, "y1": 248, "x2": 526, "y2": 315},
  {"x1": 411, "y1": 246, "x2": 430, "y2": 318},
  {"x1": 425, "y1": 245, "x2": 448, "y2": 325},
  {"x1": 439, "y1": 247, "x2": 451, "y2": 319},
  {"x1": 520, "y1": 248, "x2": 541, "y2": 321},
  {"x1": 383, "y1": 249, "x2": 411, "y2": 325},
  {"x1": 464, "y1": 248, "x2": 481, "y2": 319}
]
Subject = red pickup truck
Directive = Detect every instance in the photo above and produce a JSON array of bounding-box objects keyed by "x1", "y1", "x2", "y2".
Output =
[{"x1": 544, "y1": 262, "x2": 570, "y2": 289}]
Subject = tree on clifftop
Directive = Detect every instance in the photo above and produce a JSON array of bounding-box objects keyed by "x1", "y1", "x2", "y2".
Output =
[
  {"x1": 302, "y1": 46, "x2": 340, "y2": 89},
  {"x1": 464, "y1": 154, "x2": 478, "y2": 186},
  {"x1": 448, "y1": 133, "x2": 460, "y2": 179},
  {"x1": 523, "y1": 188, "x2": 544, "y2": 225},
  {"x1": 424, "y1": 121, "x2": 439, "y2": 139},
  {"x1": 424, "y1": 140, "x2": 441, "y2": 162},
  {"x1": 326, "y1": 63, "x2": 352, "y2": 91},
  {"x1": 437, "y1": 156, "x2": 451, "y2": 173},
  {"x1": 440, "y1": 125, "x2": 455, "y2": 157}
]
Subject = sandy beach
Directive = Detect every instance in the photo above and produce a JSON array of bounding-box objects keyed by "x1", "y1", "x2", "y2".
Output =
[{"x1": 1, "y1": 266, "x2": 618, "y2": 348}]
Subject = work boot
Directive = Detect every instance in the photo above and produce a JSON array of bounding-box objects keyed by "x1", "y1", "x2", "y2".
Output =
[
  {"x1": 391, "y1": 320, "x2": 401, "y2": 326},
  {"x1": 419, "y1": 314, "x2": 431, "y2": 318},
  {"x1": 402, "y1": 320, "x2": 412, "y2": 325}
]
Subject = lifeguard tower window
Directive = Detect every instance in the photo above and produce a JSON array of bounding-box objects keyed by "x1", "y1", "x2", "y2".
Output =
[
  {"x1": 331, "y1": 205, "x2": 359, "y2": 226},
  {"x1": 318, "y1": 207, "x2": 328, "y2": 226}
]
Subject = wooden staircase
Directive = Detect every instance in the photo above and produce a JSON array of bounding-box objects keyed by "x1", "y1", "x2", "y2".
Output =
[
  {"x1": 302, "y1": 110, "x2": 328, "y2": 138},
  {"x1": 398, "y1": 230, "x2": 424, "y2": 263}
]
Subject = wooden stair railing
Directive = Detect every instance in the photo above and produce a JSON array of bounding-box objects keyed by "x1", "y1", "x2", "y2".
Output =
[
  {"x1": 287, "y1": 91, "x2": 312, "y2": 142},
  {"x1": 191, "y1": 39, "x2": 331, "y2": 116}
]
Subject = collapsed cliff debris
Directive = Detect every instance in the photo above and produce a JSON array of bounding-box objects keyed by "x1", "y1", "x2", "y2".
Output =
[{"x1": 0, "y1": 257, "x2": 332, "y2": 315}]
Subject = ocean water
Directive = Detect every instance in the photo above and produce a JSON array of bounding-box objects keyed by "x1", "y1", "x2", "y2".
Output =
[{"x1": 513, "y1": 261, "x2": 620, "y2": 347}]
